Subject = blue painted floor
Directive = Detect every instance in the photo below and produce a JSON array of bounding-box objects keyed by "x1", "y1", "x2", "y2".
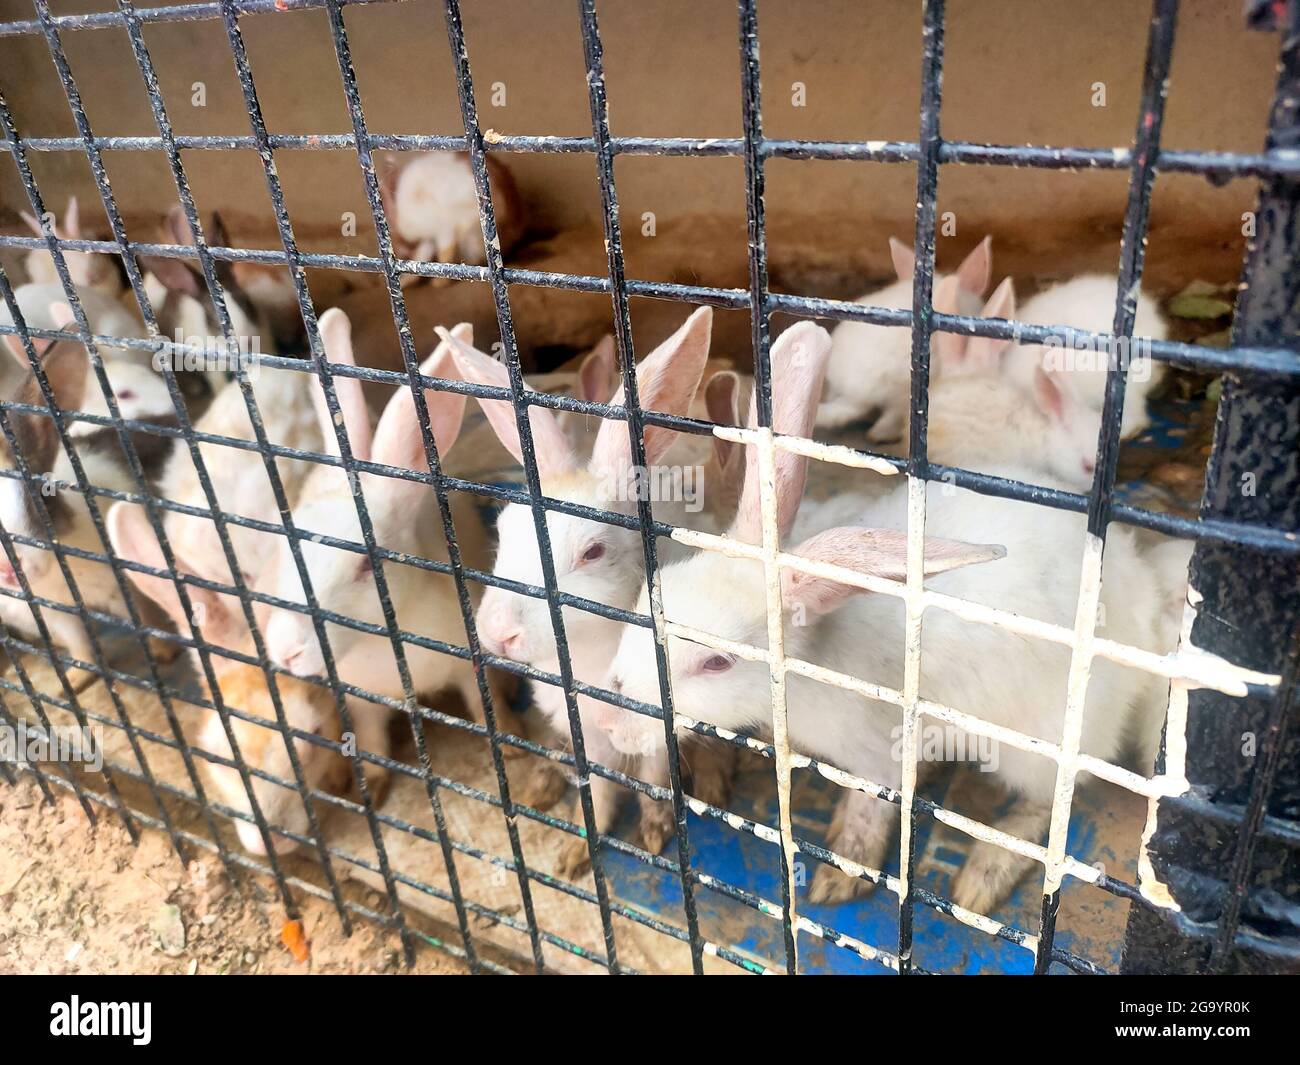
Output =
[{"x1": 594, "y1": 759, "x2": 1134, "y2": 974}]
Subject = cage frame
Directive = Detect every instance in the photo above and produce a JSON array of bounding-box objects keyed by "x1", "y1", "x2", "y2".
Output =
[{"x1": 0, "y1": 0, "x2": 1294, "y2": 975}]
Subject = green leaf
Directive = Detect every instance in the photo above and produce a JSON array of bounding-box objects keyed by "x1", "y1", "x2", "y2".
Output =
[
  {"x1": 1168, "y1": 294, "x2": 1233, "y2": 320},
  {"x1": 1197, "y1": 328, "x2": 1233, "y2": 348}
]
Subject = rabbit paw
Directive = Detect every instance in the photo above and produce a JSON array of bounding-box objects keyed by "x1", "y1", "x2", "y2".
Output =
[
  {"x1": 556, "y1": 833, "x2": 595, "y2": 880},
  {"x1": 950, "y1": 842, "x2": 1032, "y2": 916},
  {"x1": 511, "y1": 760, "x2": 569, "y2": 812},
  {"x1": 635, "y1": 798, "x2": 676, "y2": 857},
  {"x1": 807, "y1": 863, "x2": 876, "y2": 905},
  {"x1": 684, "y1": 739, "x2": 735, "y2": 810}
]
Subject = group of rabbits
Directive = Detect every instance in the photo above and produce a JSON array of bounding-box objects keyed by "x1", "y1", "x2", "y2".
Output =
[
  {"x1": 445, "y1": 241, "x2": 1190, "y2": 913},
  {"x1": 0, "y1": 166, "x2": 1191, "y2": 915}
]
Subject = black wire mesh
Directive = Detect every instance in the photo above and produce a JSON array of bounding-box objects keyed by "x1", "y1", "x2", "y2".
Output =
[{"x1": 0, "y1": 0, "x2": 1294, "y2": 975}]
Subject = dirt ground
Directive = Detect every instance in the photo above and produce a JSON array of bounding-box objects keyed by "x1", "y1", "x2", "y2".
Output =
[{"x1": 0, "y1": 776, "x2": 467, "y2": 975}]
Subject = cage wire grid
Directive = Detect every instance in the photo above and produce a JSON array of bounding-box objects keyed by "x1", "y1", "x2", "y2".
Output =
[{"x1": 0, "y1": 0, "x2": 1293, "y2": 975}]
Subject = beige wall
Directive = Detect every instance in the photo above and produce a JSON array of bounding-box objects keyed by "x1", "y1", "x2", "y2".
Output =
[{"x1": 0, "y1": 0, "x2": 1280, "y2": 296}]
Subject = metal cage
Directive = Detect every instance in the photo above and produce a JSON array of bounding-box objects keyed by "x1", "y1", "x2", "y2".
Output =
[{"x1": 0, "y1": 0, "x2": 1296, "y2": 975}]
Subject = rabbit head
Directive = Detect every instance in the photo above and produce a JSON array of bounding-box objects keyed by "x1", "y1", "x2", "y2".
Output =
[
  {"x1": 21, "y1": 197, "x2": 122, "y2": 295},
  {"x1": 599, "y1": 321, "x2": 1003, "y2": 756},
  {"x1": 140, "y1": 208, "x2": 269, "y2": 358},
  {"x1": 441, "y1": 307, "x2": 713, "y2": 669},
  {"x1": 262, "y1": 312, "x2": 469, "y2": 677},
  {"x1": 106, "y1": 500, "x2": 344, "y2": 855},
  {"x1": 0, "y1": 316, "x2": 87, "y2": 588}
]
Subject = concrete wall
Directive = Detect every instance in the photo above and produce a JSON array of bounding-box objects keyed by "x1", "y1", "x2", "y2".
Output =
[{"x1": 0, "y1": 0, "x2": 1280, "y2": 297}]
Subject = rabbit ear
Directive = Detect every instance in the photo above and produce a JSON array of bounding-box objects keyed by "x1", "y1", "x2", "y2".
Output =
[
  {"x1": 370, "y1": 323, "x2": 471, "y2": 478},
  {"x1": 164, "y1": 206, "x2": 192, "y2": 247},
  {"x1": 314, "y1": 308, "x2": 373, "y2": 461},
  {"x1": 889, "y1": 238, "x2": 915, "y2": 282},
  {"x1": 378, "y1": 155, "x2": 403, "y2": 242},
  {"x1": 782, "y1": 526, "x2": 1007, "y2": 620},
  {"x1": 732, "y1": 321, "x2": 832, "y2": 545},
  {"x1": 39, "y1": 306, "x2": 88, "y2": 414},
  {"x1": 43, "y1": 345, "x2": 88, "y2": 415},
  {"x1": 931, "y1": 276, "x2": 970, "y2": 373},
  {"x1": 2, "y1": 301, "x2": 73, "y2": 366},
  {"x1": 704, "y1": 369, "x2": 742, "y2": 473},
  {"x1": 107, "y1": 502, "x2": 244, "y2": 648},
  {"x1": 956, "y1": 236, "x2": 992, "y2": 296},
  {"x1": 588, "y1": 306, "x2": 713, "y2": 481},
  {"x1": 963, "y1": 277, "x2": 1016, "y2": 373},
  {"x1": 19, "y1": 209, "x2": 45, "y2": 238},
  {"x1": 64, "y1": 196, "x2": 80, "y2": 239},
  {"x1": 439, "y1": 326, "x2": 575, "y2": 478},
  {"x1": 141, "y1": 208, "x2": 205, "y2": 300},
  {"x1": 1032, "y1": 365, "x2": 1068, "y2": 423},
  {"x1": 577, "y1": 334, "x2": 617, "y2": 403}
]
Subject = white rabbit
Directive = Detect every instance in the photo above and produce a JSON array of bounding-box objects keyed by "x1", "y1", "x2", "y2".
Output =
[
  {"x1": 260, "y1": 316, "x2": 537, "y2": 805},
  {"x1": 380, "y1": 152, "x2": 524, "y2": 273},
  {"x1": 2, "y1": 283, "x2": 146, "y2": 365},
  {"x1": 0, "y1": 331, "x2": 139, "y2": 662},
  {"x1": 107, "y1": 309, "x2": 376, "y2": 855},
  {"x1": 107, "y1": 501, "x2": 350, "y2": 857},
  {"x1": 601, "y1": 318, "x2": 1180, "y2": 914},
  {"x1": 228, "y1": 261, "x2": 303, "y2": 350},
  {"x1": 556, "y1": 330, "x2": 750, "y2": 508},
  {"x1": 925, "y1": 279, "x2": 1104, "y2": 490},
  {"x1": 1001, "y1": 274, "x2": 1167, "y2": 440},
  {"x1": 150, "y1": 312, "x2": 365, "y2": 593},
  {"x1": 139, "y1": 208, "x2": 273, "y2": 393},
  {"x1": 816, "y1": 237, "x2": 992, "y2": 440},
  {"x1": 20, "y1": 196, "x2": 123, "y2": 298},
  {"x1": 439, "y1": 306, "x2": 737, "y2": 872},
  {"x1": 1, "y1": 298, "x2": 177, "y2": 446}
]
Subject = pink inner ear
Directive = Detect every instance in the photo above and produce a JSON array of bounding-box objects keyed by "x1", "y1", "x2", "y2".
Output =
[
  {"x1": 588, "y1": 306, "x2": 713, "y2": 481},
  {"x1": 957, "y1": 236, "x2": 993, "y2": 296},
  {"x1": 578, "y1": 335, "x2": 616, "y2": 403},
  {"x1": 732, "y1": 321, "x2": 833, "y2": 545},
  {"x1": 889, "y1": 237, "x2": 916, "y2": 282},
  {"x1": 315, "y1": 309, "x2": 372, "y2": 461},
  {"x1": 783, "y1": 525, "x2": 1006, "y2": 619},
  {"x1": 1034, "y1": 366, "x2": 1066, "y2": 422},
  {"x1": 440, "y1": 328, "x2": 575, "y2": 478}
]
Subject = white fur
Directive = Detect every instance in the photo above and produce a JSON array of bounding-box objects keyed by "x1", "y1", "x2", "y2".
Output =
[
  {"x1": 386, "y1": 152, "x2": 524, "y2": 267},
  {"x1": 1, "y1": 283, "x2": 145, "y2": 363},
  {"x1": 1002, "y1": 274, "x2": 1167, "y2": 440},
  {"x1": 816, "y1": 238, "x2": 992, "y2": 439},
  {"x1": 260, "y1": 321, "x2": 511, "y2": 789},
  {"x1": 1, "y1": 287, "x2": 183, "y2": 438},
  {"x1": 106, "y1": 309, "x2": 376, "y2": 855},
  {"x1": 20, "y1": 197, "x2": 123, "y2": 298},
  {"x1": 447, "y1": 307, "x2": 731, "y2": 850},
  {"x1": 604, "y1": 315, "x2": 1183, "y2": 912},
  {"x1": 928, "y1": 369, "x2": 1102, "y2": 490},
  {"x1": 0, "y1": 436, "x2": 135, "y2": 662}
]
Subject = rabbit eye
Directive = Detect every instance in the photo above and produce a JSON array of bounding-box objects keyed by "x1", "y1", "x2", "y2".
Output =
[
  {"x1": 701, "y1": 654, "x2": 734, "y2": 674},
  {"x1": 357, "y1": 555, "x2": 373, "y2": 575},
  {"x1": 580, "y1": 542, "x2": 606, "y2": 564}
]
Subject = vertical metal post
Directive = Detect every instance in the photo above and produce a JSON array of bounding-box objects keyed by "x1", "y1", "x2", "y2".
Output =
[{"x1": 1121, "y1": 0, "x2": 1300, "y2": 975}]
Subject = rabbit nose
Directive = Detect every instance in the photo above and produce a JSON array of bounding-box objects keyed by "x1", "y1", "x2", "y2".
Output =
[
  {"x1": 280, "y1": 643, "x2": 316, "y2": 676},
  {"x1": 608, "y1": 675, "x2": 623, "y2": 693},
  {"x1": 483, "y1": 624, "x2": 524, "y2": 658},
  {"x1": 236, "y1": 821, "x2": 299, "y2": 856}
]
